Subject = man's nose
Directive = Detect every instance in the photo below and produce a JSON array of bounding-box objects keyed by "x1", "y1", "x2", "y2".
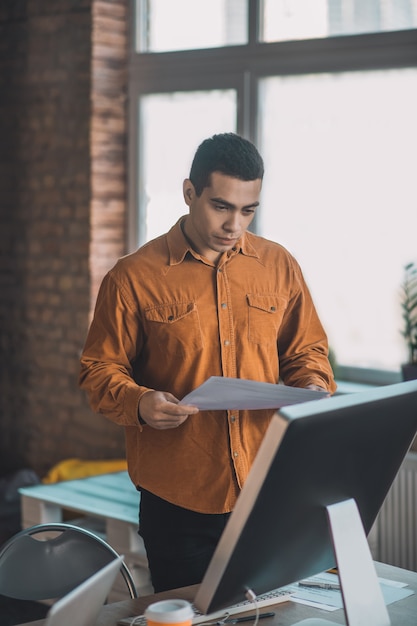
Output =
[{"x1": 223, "y1": 212, "x2": 241, "y2": 232}]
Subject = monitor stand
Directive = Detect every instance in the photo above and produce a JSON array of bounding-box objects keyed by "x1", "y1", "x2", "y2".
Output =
[{"x1": 292, "y1": 498, "x2": 391, "y2": 626}]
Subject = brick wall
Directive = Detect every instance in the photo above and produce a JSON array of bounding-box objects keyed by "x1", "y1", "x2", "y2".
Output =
[
  {"x1": 0, "y1": 0, "x2": 128, "y2": 479},
  {"x1": 91, "y1": 0, "x2": 128, "y2": 310}
]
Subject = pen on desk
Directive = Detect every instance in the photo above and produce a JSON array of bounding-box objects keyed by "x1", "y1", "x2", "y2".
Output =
[
  {"x1": 224, "y1": 612, "x2": 275, "y2": 623},
  {"x1": 298, "y1": 580, "x2": 340, "y2": 590}
]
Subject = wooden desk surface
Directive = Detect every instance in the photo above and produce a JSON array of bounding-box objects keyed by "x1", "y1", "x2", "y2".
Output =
[{"x1": 17, "y1": 562, "x2": 417, "y2": 626}]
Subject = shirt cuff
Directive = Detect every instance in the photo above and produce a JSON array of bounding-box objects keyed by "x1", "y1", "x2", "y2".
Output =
[{"x1": 123, "y1": 383, "x2": 154, "y2": 427}]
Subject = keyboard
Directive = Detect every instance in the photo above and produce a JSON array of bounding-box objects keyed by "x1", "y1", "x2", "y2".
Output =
[{"x1": 118, "y1": 587, "x2": 292, "y2": 626}]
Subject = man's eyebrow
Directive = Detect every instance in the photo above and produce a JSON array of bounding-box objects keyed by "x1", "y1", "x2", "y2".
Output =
[{"x1": 210, "y1": 196, "x2": 260, "y2": 210}]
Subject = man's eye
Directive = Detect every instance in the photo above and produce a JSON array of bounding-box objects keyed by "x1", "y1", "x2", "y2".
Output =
[{"x1": 215, "y1": 204, "x2": 227, "y2": 210}]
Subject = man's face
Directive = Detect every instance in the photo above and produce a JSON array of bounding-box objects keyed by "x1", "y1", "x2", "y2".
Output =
[{"x1": 182, "y1": 171, "x2": 261, "y2": 263}]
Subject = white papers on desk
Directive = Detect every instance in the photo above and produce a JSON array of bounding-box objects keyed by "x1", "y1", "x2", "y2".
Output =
[
  {"x1": 282, "y1": 572, "x2": 415, "y2": 612},
  {"x1": 179, "y1": 376, "x2": 328, "y2": 411}
]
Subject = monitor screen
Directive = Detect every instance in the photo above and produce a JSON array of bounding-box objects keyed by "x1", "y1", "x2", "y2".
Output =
[{"x1": 194, "y1": 380, "x2": 417, "y2": 615}]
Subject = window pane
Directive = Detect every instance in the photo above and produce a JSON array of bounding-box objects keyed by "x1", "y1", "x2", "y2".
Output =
[
  {"x1": 136, "y1": 0, "x2": 248, "y2": 52},
  {"x1": 258, "y1": 69, "x2": 417, "y2": 372},
  {"x1": 261, "y1": 0, "x2": 417, "y2": 42},
  {"x1": 138, "y1": 90, "x2": 236, "y2": 244}
]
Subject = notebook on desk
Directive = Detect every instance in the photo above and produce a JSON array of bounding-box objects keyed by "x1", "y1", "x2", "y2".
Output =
[{"x1": 45, "y1": 555, "x2": 123, "y2": 626}]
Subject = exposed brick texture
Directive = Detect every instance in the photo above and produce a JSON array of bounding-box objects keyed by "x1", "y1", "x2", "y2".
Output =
[
  {"x1": 0, "y1": 0, "x2": 128, "y2": 479},
  {"x1": 91, "y1": 0, "x2": 128, "y2": 311}
]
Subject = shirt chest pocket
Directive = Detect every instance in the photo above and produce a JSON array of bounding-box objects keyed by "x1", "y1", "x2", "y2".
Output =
[
  {"x1": 247, "y1": 294, "x2": 287, "y2": 345},
  {"x1": 144, "y1": 301, "x2": 203, "y2": 356}
]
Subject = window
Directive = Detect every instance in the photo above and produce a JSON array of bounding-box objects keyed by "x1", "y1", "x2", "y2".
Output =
[
  {"x1": 137, "y1": 90, "x2": 236, "y2": 244},
  {"x1": 135, "y1": 0, "x2": 248, "y2": 52},
  {"x1": 261, "y1": 0, "x2": 417, "y2": 41},
  {"x1": 258, "y1": 68, "x2": 417, "y2": 373},
  {"x1": 128, "y1": 0, "x2": 417, "y2": 382}
]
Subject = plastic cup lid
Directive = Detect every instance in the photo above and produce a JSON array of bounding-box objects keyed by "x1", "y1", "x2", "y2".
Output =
[{"x1": 145, "y1": 599, "x2": 194, "y2": 623}]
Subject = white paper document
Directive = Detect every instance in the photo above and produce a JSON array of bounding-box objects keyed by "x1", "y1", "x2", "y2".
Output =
[
  {"x1": 282, "y1": 572, "x2": 414, "y2": 612},
  {"x1": 179, "y1": 376, "x2": 328, "y2": 411}
]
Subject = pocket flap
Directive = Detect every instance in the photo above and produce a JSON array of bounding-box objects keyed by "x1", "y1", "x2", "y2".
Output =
[
  {"x1": 247, "y1": 294, "x2": 287, "y2": 314},
  {"x1": 144, "y1": 301, "x2": 196, "y2": 323}
]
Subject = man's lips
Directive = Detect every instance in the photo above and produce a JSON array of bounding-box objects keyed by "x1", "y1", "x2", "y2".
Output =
[{"x1": 215, "y1": 236, "x2": 238, "y2": 245}]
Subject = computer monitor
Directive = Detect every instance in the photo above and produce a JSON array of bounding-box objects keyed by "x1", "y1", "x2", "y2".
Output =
[{"x1": 194, "y1": 380, "x2": 417, "y2": 625}]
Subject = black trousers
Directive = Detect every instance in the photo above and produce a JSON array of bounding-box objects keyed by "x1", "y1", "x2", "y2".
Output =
[{"x1": 138, "y1": 489, "x2": 231, "y2": 592}]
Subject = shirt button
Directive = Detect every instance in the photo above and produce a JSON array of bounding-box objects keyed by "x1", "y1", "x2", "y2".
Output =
[
  {"x1": 221, "y1": 303, "x2": 227, "y2": 309},
  {"x1": 234, "y1": 451, "x2": 238, "y2": 458},
  {"x1": 224, "y1": 340, "x2": 230, "y2": 346},
  {"x1": 231, "y1": 416, "x2": 236, "y2": 422}
]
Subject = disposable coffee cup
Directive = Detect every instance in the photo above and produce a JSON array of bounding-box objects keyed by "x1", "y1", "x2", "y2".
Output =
[{"x1": 145, "y1": 599, "x2": 194, "y2": 626}]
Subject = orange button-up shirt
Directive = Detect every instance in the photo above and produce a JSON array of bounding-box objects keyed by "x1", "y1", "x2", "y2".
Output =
[{"x1": 79, "y1": 218, "x2": 336, "y2": 513}]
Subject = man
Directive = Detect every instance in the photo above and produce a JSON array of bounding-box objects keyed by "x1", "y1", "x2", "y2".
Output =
[{"x1": 79, "y1": 133, "x2": 336, "y2": 592}]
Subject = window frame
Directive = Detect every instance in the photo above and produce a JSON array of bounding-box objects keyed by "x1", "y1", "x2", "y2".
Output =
[{"x1": 127, "y1": 0, "x2": 417, "y2": 385}]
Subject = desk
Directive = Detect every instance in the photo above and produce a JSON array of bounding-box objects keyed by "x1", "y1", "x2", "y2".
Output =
[
  {"x1": 18, "y1": 472, "x2": 153, "y2": 600},
  {"x1": 16, "y1": 562, "x2": 417, "y2": 626}
]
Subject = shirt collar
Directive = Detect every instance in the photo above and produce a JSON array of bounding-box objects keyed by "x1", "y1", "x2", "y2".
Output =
[{"x1": 166, "y1": 217, "x2": 260, "y2": 266}]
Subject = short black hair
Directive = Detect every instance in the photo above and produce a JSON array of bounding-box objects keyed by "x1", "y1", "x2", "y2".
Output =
[{"x1": 189, "y1": 133, "x2": 264, "y2": 196}]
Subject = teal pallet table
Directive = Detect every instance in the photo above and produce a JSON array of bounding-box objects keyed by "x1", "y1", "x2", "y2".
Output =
[{"x1": 19, "y1": 471, "x2": 153, "y2": 600}]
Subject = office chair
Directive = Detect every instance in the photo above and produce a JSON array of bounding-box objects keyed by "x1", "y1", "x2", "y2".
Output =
[{"x1": 0, "y1": 522, "x2": 138, "y2": 601}]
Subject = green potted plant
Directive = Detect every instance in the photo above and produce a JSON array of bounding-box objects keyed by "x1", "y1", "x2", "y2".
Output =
[{"x1": 400, "y1": 261, "x2": 417, "y2": 381}]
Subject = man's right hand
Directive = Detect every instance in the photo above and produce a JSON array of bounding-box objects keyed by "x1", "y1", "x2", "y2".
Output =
[{"x1": 138, "y1": 390, "x2": 199, "y2": 430}]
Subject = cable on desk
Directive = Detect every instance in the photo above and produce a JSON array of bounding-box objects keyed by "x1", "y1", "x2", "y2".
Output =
[{"x1": 245, "y1": 589, "x2": 259, "y2": 626}]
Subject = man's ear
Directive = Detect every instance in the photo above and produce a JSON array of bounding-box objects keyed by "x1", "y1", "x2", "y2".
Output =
[{"x1": 183, "y1": 179, "x2": 195, "y2": 206}]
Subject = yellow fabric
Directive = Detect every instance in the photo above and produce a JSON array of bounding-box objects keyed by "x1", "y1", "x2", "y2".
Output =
[{"x1": 42, "y1": 458, "x2": 127, "y2": 484}]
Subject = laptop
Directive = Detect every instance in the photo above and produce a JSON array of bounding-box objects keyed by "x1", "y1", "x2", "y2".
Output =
[{"x1": 45, "y1": 555, "x2": 124, "y2": 626}]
